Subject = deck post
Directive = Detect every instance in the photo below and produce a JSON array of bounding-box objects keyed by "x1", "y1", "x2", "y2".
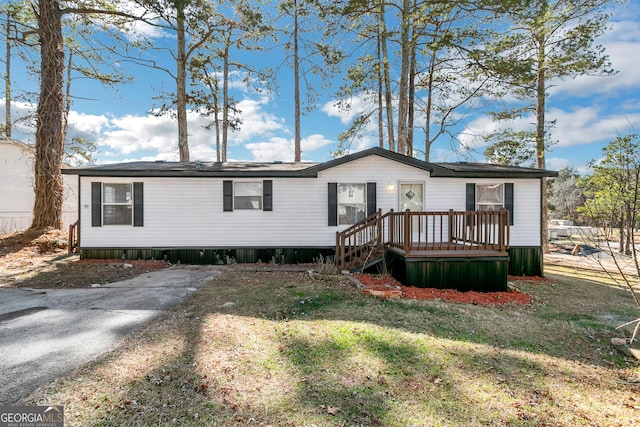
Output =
[
  {"x1": 377, "y1": 209, "x2": 382, "y2": 247},
  {"x1": 335, "y1": 231, "x2": 345, "y2": 270},
  {"x1": 448, "y1": 209, "x2": 454, "y2": 247},
  {"x1": 404, "y1": 209, "x2": 410, "y2": 254},
  {"x1": 389, "y1": 209, "x2": 395, "y2": 247},
  {"x1": 499, "y1": 209, "x2": 506, "y2": 252}
]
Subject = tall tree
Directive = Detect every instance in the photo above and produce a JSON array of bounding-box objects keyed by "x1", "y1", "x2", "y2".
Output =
[
  {"x1": 581, "y1": 134, "x2": 640, "y2": 254},
  {"x1": 131, "y1": 0, "x2": 218, "y2": 161},
  {"x1": 189, "y1": 0, "x2": 272, "y2": 162},
  {"x1": 30, "y1": 0, "x2": 136, "y2": 229},
  {"x1": 336, "y1": 0, "x2": 493, "y2": 160},
  {"x1": 480, "y1": 0, "x2": 615, "y2": 253},
  {"x1": 1, "y1": 0, "x2": 39, "y2": 139},
  {"x1": 278, "y1": 0, "x2": 342, "y2": 161},
  {"x1": 575, "y1": 134, "x2": 640, "y2": 343},
  {"x1": 32, "y1": 0, "x2": 65, "y2": 230}
]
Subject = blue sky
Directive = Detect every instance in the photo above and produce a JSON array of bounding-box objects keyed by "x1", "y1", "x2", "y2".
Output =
[{"x1": 3, "y1": 1, "x2": 640, "y2": 173}]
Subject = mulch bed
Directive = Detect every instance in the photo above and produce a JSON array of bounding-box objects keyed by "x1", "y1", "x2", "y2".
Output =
[{"x1": 354, "y1": 273, "x2": 534, "y2": 305}]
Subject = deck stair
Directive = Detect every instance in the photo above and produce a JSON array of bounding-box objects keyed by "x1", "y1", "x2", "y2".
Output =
[{"x1": 335, "y1": 210, "x2": 387, "y2": 272}]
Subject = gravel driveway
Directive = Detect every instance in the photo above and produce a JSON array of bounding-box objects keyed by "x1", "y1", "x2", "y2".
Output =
[{"x1": 0, "y1": 265, "x2": 220, "y2": 405}]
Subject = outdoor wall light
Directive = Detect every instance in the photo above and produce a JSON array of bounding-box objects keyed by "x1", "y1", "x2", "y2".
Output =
[{"x1": 387, "y1": 182, "x2": 395, "y2": 191}]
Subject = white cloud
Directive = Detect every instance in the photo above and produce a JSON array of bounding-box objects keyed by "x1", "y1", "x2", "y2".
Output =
[
  {"x1": 246, "y1": 134, "x2": 334, "y2": 161},
  {"x1": 245, "y1": 137, "x2": 292, "y2": 161},
  {"x1": 321, "y1": 93, "x2": 377, "y2": 125},
  {"x1": 457, "y1": 106, "x2": 640, "y2": 153},
  {"x1": 67, "y1": 111, "x2": 110, "y2": 135},
  {"x1": 550, "y1": 107, "x2": 640, "y2": 147},
  {"x1": 101, "y1": 114, "x2": 177, "y2": 155},
  {"x1": 227, "y1": 97, "x2": 287, "y2": 145},
  {"x1": 550, "y1": 9, "x2": 640, "y2": 98}
]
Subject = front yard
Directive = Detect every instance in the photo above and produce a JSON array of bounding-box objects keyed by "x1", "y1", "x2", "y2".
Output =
[{"x1": 19, "y1": 268, "x2": 640, "y2": 426}]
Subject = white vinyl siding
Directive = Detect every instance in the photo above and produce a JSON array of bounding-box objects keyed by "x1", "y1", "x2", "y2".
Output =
[
  {"x1": 0, "y1": 141, "x2": 78, "y2": 232},
  {"x1": 78, "y1": 155, "x2": 542, "y2": 248},
  {"x1": 427, "y1": 178, "x2": 541, "y2": 246}
]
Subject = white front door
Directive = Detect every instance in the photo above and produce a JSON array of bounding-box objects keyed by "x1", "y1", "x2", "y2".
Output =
[
  {"x1": 399, "y1": 183, "x2": 424, "y2": 212},
  {"x1": 399, "y1": 183, "x2": 425, "y2": 243}
]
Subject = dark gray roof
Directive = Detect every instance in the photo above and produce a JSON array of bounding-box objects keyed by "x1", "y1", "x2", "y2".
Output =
[
  {"x1": 431, "y1": 161, "x2": 558, "y2": 178},
  {"x1": 62, "y1": 147, "x2": 557, "y2": 178},
  {"x1": 62, "y1": 160, "x2": 320, "y2": 177}
]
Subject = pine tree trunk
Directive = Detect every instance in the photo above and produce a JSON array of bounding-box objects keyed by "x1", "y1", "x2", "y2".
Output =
[
  {"x1": 31, "y1": 0, "x2": 64, "y2": 230},
  {"x1": 176, "y1": 2, "x2": 189, "y2": 162},
  {"x1": 222, "y1": 41, "x2": 230, "y2": 162},
  {"x1": 536, "y1": 37, "x2": 549, "y2": 254},
  {"x1": 376, "y1": 29, "x2": 383, "y2": 149},
  {"x1": 396, "y1": 0, "x2": 411, "y2": 155},
  {"x1": 379, "y1": 2, "x2": 394, "y2": 152},
  {"x1": 5, "y1": 17, "x2": 12, "y2": 138},
  {"x1": 293, "y1": 0, "x2": 301, "y2": 162}
]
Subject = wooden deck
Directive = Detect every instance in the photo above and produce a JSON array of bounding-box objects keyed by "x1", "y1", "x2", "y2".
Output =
[
  {"x1": 336, "y1": 210, "x2": 511, "y2": 291},
  {"x1": 388, "y1": 246, "x2": 508, "y2": 259},
  {"x1": 336, "y1": 209, "x2": 510, "y2": 270}
]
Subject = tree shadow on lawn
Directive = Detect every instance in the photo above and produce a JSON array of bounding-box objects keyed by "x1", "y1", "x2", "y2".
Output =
[{"x1": 23, "y1": 269, "x2": 640, "y2": 426}]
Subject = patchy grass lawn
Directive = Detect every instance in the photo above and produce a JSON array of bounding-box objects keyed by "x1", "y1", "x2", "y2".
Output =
[{"x1": 21, "y1": 270, "x2": 640, "y2": 426}]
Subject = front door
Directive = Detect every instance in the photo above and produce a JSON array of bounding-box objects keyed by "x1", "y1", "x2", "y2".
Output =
[
  {"x1": 399, "y1": 183, "x2": 424, "y2": 212},
  {"x1": 399, "y1": 183, "x2": 424, "y2": 243}
]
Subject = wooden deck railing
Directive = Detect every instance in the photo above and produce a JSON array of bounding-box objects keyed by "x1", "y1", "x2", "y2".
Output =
[
  {"x1": 336, "y1": 209, "x2": 510, "y2": 270},
  {"x1": 68, "y1": 220, "x2": 79, "y2": 254}
]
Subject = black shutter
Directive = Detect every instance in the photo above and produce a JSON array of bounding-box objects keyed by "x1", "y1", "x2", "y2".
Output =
[
  {"x1": 366, "y1": 182, "x2": 376, "y2": 216},
  {"x1": 263, "y1": 180, "x2": 273, "y2": 211},
  {"x1": 223, "y1": 180, "x2": 233, "y2": 211},
  {"x1": 133, "y1": 182, "x2": 144, "y2": 227},
  {"x1": 91, "y1": 182, "x2": 102, "y2": 227},
  {"x1": 504, "y1": 182, "x2": 514, "y2": 225},
  {"x1": 465, "y1": 183, "x2": 476, "y2": 211},
  {"x1": 328, "y1": 183, "x2": 337, "y2": 226}
]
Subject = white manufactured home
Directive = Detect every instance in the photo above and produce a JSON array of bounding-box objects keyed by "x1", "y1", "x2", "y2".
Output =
[
  {"x1": 0, "y1": 139, "x2": 77, "y2": 233},
  {"x1": 63, "y1": 147, "x2": 557, "y2": 291}
]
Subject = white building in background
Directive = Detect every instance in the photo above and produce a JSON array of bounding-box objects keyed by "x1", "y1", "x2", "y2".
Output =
[{"x1": 0, "y1": 139, "x2": 78, "y2": 233}]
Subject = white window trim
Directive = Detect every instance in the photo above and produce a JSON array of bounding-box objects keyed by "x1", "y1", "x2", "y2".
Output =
[
  {"x1": 338, "y1": 183, "x2": 366, "y2": 225},
  {"x1": 102, "y1": 183, "x2": 133, "y2": 225},
  {"x1": 234, "y1": 181, "x2": 263, "y2": 210},
  {"x1": 476, "y1": 183, "x2": 505, "y2": 211}
]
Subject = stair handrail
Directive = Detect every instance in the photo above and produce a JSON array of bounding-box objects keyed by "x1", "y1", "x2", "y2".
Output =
[{"x1": 336, "y1": 209, "x2": 391, "y2": 270}]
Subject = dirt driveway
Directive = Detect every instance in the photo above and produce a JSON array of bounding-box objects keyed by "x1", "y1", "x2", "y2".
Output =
[{"x1": 0, "y1": 265, "x2": 220, "y2": 405}]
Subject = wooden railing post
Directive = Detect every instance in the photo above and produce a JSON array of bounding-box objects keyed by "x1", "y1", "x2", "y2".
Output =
[
  {"x1": 68, "y1": 220, "x2": 78, "y2": 255},
  {"x1": 404, "y1": 209, "x2": 411, "y2": 254},
  {"x1": 389, "y1": 209, "x2": 395, "y2": 246},
  {"x1": 335, "y1": 231, "x2": 344, "y2": 270},
  {"x1": 376, "y1": 209, "x2": 382, "y2": 247},
  {"x1": 448, "y1": 209, "x2": 454, "y2": 246},
  {"x1": 499, "y1": 208, "x2": 509, "y2": 252}
]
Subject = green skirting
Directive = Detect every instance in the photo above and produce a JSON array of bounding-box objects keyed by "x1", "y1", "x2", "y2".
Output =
[
  {"x1": 507, "y1": 246, "x2": 543, "y2": 277},
  {"x1": 386, "y1": 251, "x2": 509, "y2": 292},
  {"x1": 80, "y1": 247, "x2": 335, "y2": 265}
]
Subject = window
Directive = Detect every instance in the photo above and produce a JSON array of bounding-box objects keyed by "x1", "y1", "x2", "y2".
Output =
[
  {"x1": 103, "y1": 183, "x2": 133, "y2": 225},
  {"x1": 466, "y1": 182, "x2": 513, "y2": 225},
  {"x1": 476, "y1": 183, "x2": 504, "y2": 211},
  {"x1": 338, "y1": 183, "x2": 366, "y2": 225},
  {"x1": 234, "y1": 182, "x2": 263, "y2": 210},
  {"x1": 223, "y1": 180, "x2": 272, "y2": 212}
]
